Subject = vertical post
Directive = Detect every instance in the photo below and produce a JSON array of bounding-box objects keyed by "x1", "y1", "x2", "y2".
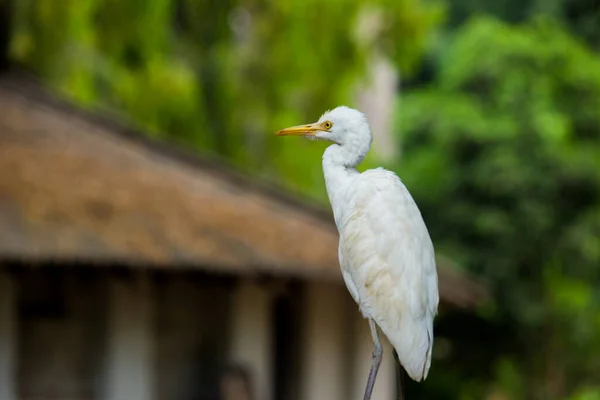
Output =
[
  {"x1": 229, "y1": 281, "x2": 273, "y2": 400},
  {"x1": 103, "y1": 273, "x2": 154, "y2": 400},
  {"x1": 350, "y1": 313, "x2": 395, "y2": 400},
  {"x1": 0, "y1": 271, "x2": 16, "y2": 400},
  {"x1": 299, "y1": 283, "x2": 346, "y2": 400}
]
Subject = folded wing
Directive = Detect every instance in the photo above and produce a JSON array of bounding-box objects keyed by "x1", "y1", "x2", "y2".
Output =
[{"x1": 338, "y1": 168, "x2": 439, "y2": 381}]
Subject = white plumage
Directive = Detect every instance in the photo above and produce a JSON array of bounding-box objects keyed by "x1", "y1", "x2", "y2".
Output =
[
  {"x1": 336, "y1": 168, "x2": 438, "y2": 380},
  {"x1": 276, "y1": 106, "x2": 439, "y2": 398}
]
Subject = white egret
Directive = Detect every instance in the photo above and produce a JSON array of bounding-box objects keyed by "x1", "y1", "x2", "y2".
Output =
[{"x1": 275, "y1": 106, "x2": 439, "y2": 400}]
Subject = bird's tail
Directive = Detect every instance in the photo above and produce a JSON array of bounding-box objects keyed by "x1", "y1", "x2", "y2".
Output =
[{"x1": 393, "y1": 348, "x2": 408, "y2": 400}]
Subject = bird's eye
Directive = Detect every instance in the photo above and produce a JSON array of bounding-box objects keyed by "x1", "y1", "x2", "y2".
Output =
[{"x1": 323, "y1": 121, "x2": 333, "y2": 130}]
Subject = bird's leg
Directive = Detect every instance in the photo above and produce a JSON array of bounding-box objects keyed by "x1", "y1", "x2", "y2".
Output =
[
  {"x1": 392, "y1": 348, "x2": 405, "y2": 400},
  {"x1": 363, "y1": 318, "x2": 383, "y2": 400}
]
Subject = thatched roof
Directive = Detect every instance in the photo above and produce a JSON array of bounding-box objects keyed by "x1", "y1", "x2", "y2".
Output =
[{"x1": 0, "y1": 71, "x2": 487, "y2": 308}]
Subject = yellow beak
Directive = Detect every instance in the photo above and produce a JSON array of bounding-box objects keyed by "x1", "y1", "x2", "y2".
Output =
[{"x1": 275, "y1": 122, "x2": 326, "y2": 137}]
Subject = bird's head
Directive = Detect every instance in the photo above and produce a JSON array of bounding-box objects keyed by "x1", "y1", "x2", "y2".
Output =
[{"x1": 275, "y1": 106, "x2": 372, "y2": 149}]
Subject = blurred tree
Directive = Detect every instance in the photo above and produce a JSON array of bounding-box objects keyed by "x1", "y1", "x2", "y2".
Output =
[
  {"x1": 443, "y1": 0, "x2": 600, "y2": 50},
  {"x1": 10, "y1": 0, "x2": 209, "y2": 145},
  {"x1": 8, "y1": 0, "x2": 443, "y2": 201},
  {"x1": 395, "y1": 16, "x2": 600, "y2": 400},
  {"x1": 404, "y1": 0, "x2": 600, "y2": 95}
]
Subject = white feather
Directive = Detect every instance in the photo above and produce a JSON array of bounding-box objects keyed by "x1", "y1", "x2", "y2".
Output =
[
  {"x1": 339, "y1": 168, "x2": 438, "y2": 380},
  {"x1": 316, "y1": 106, "x2": 439, "y2": 382}
]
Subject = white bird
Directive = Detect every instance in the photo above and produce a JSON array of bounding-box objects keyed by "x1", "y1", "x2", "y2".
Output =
[{"x1": 275, "y1": 106, "x2": 439, "y2": 400}]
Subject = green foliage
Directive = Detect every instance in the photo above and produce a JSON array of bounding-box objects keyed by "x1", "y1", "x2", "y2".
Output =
[
  {"x1": 443, "y1": 0, "x2": 600, "y2": 50},
  {"x1": 396, "y1": 15, "x2": 600, "y2": 398},
  {"x1": 9, "y1": 0, "x2": 442, "y2": 201},
  {"x1": 569, "y1": 388, "x2": 600, "y2": 400}
]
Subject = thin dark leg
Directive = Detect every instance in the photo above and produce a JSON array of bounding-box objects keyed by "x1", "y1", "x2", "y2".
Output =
[
  {"x1": 392, "y1": 348, "x2": 406, "y2": 400},
  {"x1": 363, "y1": 319, "x2": 383, "y2": 400}
]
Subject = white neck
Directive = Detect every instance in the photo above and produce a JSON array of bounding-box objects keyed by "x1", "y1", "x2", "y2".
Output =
[{"x1": 322, "y1": 144, "x2": 361, "y2": 229}]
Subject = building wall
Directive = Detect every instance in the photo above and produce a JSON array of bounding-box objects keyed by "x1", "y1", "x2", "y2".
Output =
[
  {"x1": 228, "y1": 281, "x2": 273, "y2": 400},
  {"x1": 154, "y1": 274, "x2": 232, "y2": 400},
  {"x1": 298, "y1": 282, "x2": 396, "y2": 400},
  {"x1": 299, "y1": 282, "x2": 349, "y2": 400},
  {"x1": 0, "y1": 267, "x2": 396, "y2": 400},
  {"x1": 103, "y1": 273, "x2": 153, "y2": 400},
  {"x1": 17, "y1": 269, "x2": 106, "y2": 400},
  {"x1": 0, "y1": 268, "x2": 235, "y2": 400}
]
